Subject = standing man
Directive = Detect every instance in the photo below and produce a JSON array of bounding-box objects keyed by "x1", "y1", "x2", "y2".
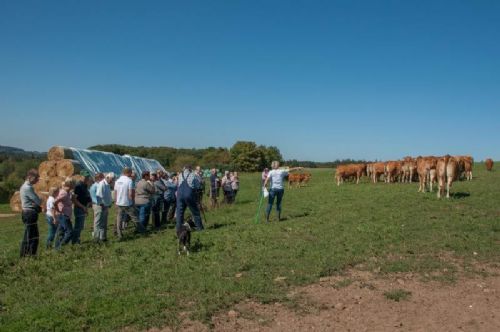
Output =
[
  {"x1": 263, "y1": 161, "x2": 301, "y2": 222},
  {"x1": 209, "y1": 168, "x2": 219, "y2": 209},
  {"x1": 194, "y1": 166, "x2": 205, "y2": 204},
  {"x1": 163, "y1": 173, "x2": 178, "y2": 223},
  {"x1": 72, "y1": 170, "x2": 93, "y2": 244},
  {"x1": 135, "y1": 171, "x2": 154, "y2": 229},
  {"x1": 95, "y1": 172, "x2": 114, "y2": 242},
  {"x1": 176, "y1": 165, "x2": 204, "y2": 231},
  {"x1": 151, "y1": 172, "x2": 166, "y2": 229},
  {"x1": 114, "y1": 167, "x2": 145, "y2": 238},
  {"x1": 90, "y1": 172, "x2": 104, "y2": 238},
  {"x1": 19, "y1": 169, "x2": 42, "y2": 257}
]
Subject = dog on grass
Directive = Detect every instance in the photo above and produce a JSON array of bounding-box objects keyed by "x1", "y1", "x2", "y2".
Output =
[{"x1": 176, "y1": 217, "x2": 193, "y2": 255}]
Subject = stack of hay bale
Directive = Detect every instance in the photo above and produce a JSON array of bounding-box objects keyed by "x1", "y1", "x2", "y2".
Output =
[
  {"x1": 9, "y1": 146, "x2": 166, "y2": 212},
  {"x1": 9, "y1": 146, "x2": 84, "y2": 212}
]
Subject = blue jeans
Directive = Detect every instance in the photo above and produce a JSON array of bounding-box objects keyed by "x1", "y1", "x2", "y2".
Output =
[
  {"x1": 137, "y1": 202, "x2": 152, "y2": 228},
  {"x1": 55, "y1": 215, "x2": 73, "y2": 249},
  {"x1": 46, "y1": 215, "x2": 58, "y2": 248},
  {"x1": 151, "y1": 196, "x2": 163, "y2": 228},
  {"x1": 266, "y1": 188, "x2": 284, "y2": 221},
  {"x1": 175, "y1": 197, "x2": 204, "y2": 231},
  {"x1": 73, "y1": 207, "x2": 86, "y2": 244}
]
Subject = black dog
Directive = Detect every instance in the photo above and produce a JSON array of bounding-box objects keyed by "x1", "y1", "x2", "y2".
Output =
[{"x1": 176, "y1": 217, "x2": 194, "y2": 255}]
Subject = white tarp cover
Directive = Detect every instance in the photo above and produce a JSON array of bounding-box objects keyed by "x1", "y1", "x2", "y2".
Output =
[{"x1": 69, "y1": 147, "x2": 165, "y2": 176}]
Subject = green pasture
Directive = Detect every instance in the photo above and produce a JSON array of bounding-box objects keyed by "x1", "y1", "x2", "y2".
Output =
[{"x1": 1, "y1": 164, "x2": 499, "y2": 331}]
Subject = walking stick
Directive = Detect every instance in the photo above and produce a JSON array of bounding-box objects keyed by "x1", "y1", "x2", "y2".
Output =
[{"x1": 254, "y1": 188, "x2": 264, "y2": 224}]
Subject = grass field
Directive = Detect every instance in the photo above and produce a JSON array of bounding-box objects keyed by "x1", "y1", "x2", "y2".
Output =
[{"x1": 1, "y1": 165, "x2": 499, "y2": 331}]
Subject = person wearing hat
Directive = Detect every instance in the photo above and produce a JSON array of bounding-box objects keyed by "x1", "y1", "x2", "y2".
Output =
[
  {"x1": 176, "y1": 165, "x2": 204, "y2": 231},
  {"x1": 72, "y1": 170, "x2": 93, "y2": 244}
]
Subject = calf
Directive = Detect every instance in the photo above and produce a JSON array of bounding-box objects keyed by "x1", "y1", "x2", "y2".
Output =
[{"x1": 486, "y1": 158, "x2": 494, "y2": 171}]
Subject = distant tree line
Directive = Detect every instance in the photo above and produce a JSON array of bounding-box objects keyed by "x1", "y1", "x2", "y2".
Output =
[
  {"x1": 0, "y1": 153, "x2": 45, "y2": 203},
  {"x1": 89, "y1": 141, "x2": 284, "y2": 173}
]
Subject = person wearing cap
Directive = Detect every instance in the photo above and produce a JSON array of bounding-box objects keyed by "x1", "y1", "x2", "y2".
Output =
[
  {"x1": 72, "y1": 170, "x2": 93, "y2": 244},
  {"x1": 19, "y1": 169, "x2": 42, "y2": 257},
  {"x1": 114, "y1": 167, "x2": 145, "y2": 238},
  {"x1": 176, "y1": 165, "x2": 204, "y2": 231}
]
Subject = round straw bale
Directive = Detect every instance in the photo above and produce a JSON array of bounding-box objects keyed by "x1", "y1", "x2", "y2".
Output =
[
  {"x1": 47, "y1": 176, "x2": 66, "y2": 189},
  {"x1": 34, "y1": 178, "x2": 49, "y2": 192},
  {"x1": 48, "y1": 146, "x2": 74, "y2": 161},
  {"x1": 38, "y1": 161, "x2": 58, "y2": 178},
  {"x1": 56, "y1": 160, "x2": 82, "y2": 178},
  {"x1": 9, "y1": 191, "x2": 22, "y2": 213}
]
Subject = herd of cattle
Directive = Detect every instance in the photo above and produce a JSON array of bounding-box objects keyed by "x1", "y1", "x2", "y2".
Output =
[{"x1": 335, "y1": 156, "x2": 495, "y2": 198}]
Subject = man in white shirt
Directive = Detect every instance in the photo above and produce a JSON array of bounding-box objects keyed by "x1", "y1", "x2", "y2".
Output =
[
  {"x1": 114, "y1": 168, "x2": 145, "y2": 239},
  {"x1": 95, "y1": 172, "x2": 114, "y2": 242},
  {"x1": 263, "y1": 161, "x2": 301, "y2": 222}
]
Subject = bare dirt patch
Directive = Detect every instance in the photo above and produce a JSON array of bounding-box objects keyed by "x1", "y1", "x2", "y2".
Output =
[{"x1": 211, "y1": 267, "x2": 500, "y2": 331}]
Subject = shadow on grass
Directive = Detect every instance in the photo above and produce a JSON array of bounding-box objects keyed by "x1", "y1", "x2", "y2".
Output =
[
  {"x1": 451, "y1": 192, "x2": 470, "y2": 199},
  {"x1": 190, "y1": 238, "x2": 213, "y2": 253},
  {"x1": 207, "y1": 222, "x2": 236, "y2": 230}
]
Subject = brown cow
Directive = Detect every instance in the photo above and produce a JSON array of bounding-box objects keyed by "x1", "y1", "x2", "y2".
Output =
[
  {"x1": 436, "y1": 155, "x2": 460, "y2": 198},
  {"x1": 485, "y1": 158, "x2": 494, "y2": 171},
  {"x1": 366, "y1": 163, "x2": 373, "y2": 179},
  {"x1": 371, "y1": 162, "x2": 386, "y2": 183},
  {"x1": 402, "y1": 158, "x2": 417, "y2": 183},
  {"x1": 417, "y1": 156, "x2": 438, "y2": 192},
  {"x1": 335, "y1": 164, "x2": 366, "y2": 186},
  {"x1": 455, "y1": 155, "x2": 473, "y2": 180},
  {"x1": 385, "y1": 161, "x2": 402, "y2": 183}
]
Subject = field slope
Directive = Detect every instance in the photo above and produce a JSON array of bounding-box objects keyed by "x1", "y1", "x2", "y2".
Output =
[{"x1": 1, "y1": 165, "x2": 499, "y2": 331}]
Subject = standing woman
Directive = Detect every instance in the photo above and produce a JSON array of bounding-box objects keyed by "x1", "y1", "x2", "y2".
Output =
[
  {"x1": 19, "y1": 169, "x2": 42, "y2": 257},
  {"x1": 135, "y1": 171, "x2": 155, "y2": 229},
  {"x1": 54, "y1": 178, "x2": 75, "y2": 249},
  {"x1": 221, "y1": 171, "x2": 233, "y2": 204},
  {"x1": 263, "y1": 161, "x2": 300, "y2": 222},
  {"x1": 231, "y1": 171, "x2": 240, "y2": 202},
  {"x1": 45, "y1": 187, "x2": 59, "y2": 249}
]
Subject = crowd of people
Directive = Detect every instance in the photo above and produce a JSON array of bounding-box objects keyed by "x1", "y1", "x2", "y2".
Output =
[{"x1": 18, "y1": 164, "x2": 242, "y2": 257}]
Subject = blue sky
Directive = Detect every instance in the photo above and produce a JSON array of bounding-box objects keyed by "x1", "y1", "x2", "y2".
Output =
[{"x1": 1, "y1": 0, "x2": 499, "y2": 161}]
